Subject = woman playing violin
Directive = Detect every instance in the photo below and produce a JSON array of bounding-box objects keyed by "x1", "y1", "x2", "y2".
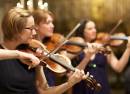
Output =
[
  {"x1": 68, "y1": 20, "x2": 130, "y2": 94},
  {"x1": 0, "y1": 7, "x2": 87, "y2": 94},
  {"x1": 32, "y1": 9, "x2": 57, "y2": 86},
  {"x1": 32, "y1": 9, "x2": 91, "y2": 94},
  {"x1": 0, "y1": 7, "x2": 41, "y2": 94}
]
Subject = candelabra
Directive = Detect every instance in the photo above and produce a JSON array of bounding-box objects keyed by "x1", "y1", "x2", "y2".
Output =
[{"x1": 16, "y1": 0, "x2": 48, "y2": 11}]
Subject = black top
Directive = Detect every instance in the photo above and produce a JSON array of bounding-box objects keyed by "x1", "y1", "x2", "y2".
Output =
[{"x1": 0, "y1": 45, "x2": 37, "y2": 94}]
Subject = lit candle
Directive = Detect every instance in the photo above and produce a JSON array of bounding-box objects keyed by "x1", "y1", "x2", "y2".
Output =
[
  {"x1": 27, "y1": 0, "x2": 33, "y2": 11},
  {"x1": 38, "y1": 0, "x2": 48, "y2": 10},
  {"x1": 16, "y1": 2, "x2": 24, "y2": 8},
  {"x1": 20, "y1": 0, "x2": 24, "y2": 8},
  {"x1": 38, "y1": 0, "x2": 43, "y2": 6},
  {"x1": 43, "y1": 2, "x2": 48, "y2": 10}
]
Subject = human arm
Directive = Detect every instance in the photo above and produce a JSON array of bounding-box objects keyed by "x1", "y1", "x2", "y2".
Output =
[
  {"x1": 0, "y1": 49, "x2": 40, "y2": 67},
  {"x1": 0, "y1": 49, "x2": 20, "y2": 60},
  {"x1": 107, "y1": 37, "x2": 130, "y2": 73},
  {"x1": 35, "y1": 65, "x2": 87, "y2": 94}
]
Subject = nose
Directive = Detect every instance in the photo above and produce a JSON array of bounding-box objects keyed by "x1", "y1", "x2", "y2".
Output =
[
  {"x1": 32, "y1": 29, "x2": 37, "y2": 36},
  {"x1": 51, "y1": 23, "x2": 54, "y2": 28},
  {"x1": 92, "y1": 28, "x2": 96, "y2": 33}
]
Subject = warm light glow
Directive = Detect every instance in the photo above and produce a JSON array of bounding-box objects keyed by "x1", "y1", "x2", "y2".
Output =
[
  {"x1": 43, "y1": 2, "x2": 48, "y2": 8},
  {"x1": 38, "y1": 1, "x2": 48, "y2": 10},
  {"x1": 16, "y1": 0, "x2": 49, "y2": 11},
  {"x1": 27, "y1": 0, "x2": 32, "y2": 6},
  {"x1": 38, "y1": 0, "x2": 43, "y2": 6},
  {"x1": 16, "y1": 2, "x2": 24, "y2": 8},
  {"x1": 27, "y1": 0, "x2": 33, "y2": 11}
]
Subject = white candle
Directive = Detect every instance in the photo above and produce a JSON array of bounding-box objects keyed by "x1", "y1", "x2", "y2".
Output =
[{"x1": 27, "y1": 0, "x2": 33, "y2": 11}]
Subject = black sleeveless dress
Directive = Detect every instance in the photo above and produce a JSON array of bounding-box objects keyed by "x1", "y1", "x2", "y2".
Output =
[
  {"x1": 72, "y1": 52, "x2": 110, "y2": 94},
  {"x1": 0, "y1": 45, "x2": 37, "y2": 94}
]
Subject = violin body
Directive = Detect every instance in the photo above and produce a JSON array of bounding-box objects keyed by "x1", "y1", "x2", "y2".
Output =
[
  {"x1": 96, "y1": 32, "x2": 126, "y2": 46},
  {"x1": 28, "y1": 39, "x2": 71, "y2": 74}
]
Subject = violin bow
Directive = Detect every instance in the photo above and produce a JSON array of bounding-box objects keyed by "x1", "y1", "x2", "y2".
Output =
[{"x1": 109, "y1": 19, "x2": 123, "y2": 34}]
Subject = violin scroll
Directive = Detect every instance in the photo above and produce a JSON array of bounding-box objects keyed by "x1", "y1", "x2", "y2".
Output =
[{"x1": 85, "y1": 76, "x2": 102, "y2": 91}]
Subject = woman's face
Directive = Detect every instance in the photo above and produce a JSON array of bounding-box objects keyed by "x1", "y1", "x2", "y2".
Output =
[
  {"x1": 37, "y1": 14, "x2": 54, "y2": 39},
  {"x1": 20, "y1": 16, "x2": 36, "y2": 43},
  {"x1": 83, "y1": 21, "x2": 97, "y2": 42}
]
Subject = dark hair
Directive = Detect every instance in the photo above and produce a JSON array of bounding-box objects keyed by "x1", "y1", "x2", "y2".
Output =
[{"x1": 75, "y1": 20, "x2": 88, "y2": 38}]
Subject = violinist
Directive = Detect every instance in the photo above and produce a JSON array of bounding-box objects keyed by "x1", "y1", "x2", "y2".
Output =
[
  {"x1": 32, "y1": 9, "x2": 90, "y2": 94},
  {"x1": 0, "y1": 7, "x2": 87, "y2": 94},
  {"x1": 0, "y1": 7, "x2": 41, "y2": 94},
  {"x1": 32, "y1": 9, "x2": 57, "y2": 86},
  {"x1": 68, "y1": 20, "x2": 130, "y2": 94}
]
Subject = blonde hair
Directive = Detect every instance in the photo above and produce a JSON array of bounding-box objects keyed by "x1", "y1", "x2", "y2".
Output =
[{"x1": 1, "y1": 7, "x2": 32, "y2": 41}]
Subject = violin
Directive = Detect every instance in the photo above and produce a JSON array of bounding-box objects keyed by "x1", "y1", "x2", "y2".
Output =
[
  {"x1": 95, "y1": 19, "x2": 124, "y2": 46},
  {"x1": 65, "y1": 37, "x2": 111, "y2": 54},
  {"x1": 19, "y1": 39, "x2": 102, "y2": 92},
  {"x1": 96, "y1": 32, "x2": 126, "y2": 47},
  {"x1": 45, "y1": 33, "x2": 111, "y2": 55},
  {"x1": 45, "y1": 33, "x2": 65, "y2": 52}
]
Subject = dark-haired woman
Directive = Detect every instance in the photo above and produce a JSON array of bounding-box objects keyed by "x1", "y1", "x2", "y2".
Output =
[{"x1": 70, "y1": 20, "x2": 130, "y2": 94}]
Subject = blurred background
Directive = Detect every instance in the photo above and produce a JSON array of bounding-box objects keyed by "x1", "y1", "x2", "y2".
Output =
[{"x1": 0, "y1": 0, "x2": 130, "y2": 94}]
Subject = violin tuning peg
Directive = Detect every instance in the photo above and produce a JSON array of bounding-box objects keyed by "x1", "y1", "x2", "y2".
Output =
[{"x1": 90, "y1": 75, "x2": 93, "y2": 78}]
